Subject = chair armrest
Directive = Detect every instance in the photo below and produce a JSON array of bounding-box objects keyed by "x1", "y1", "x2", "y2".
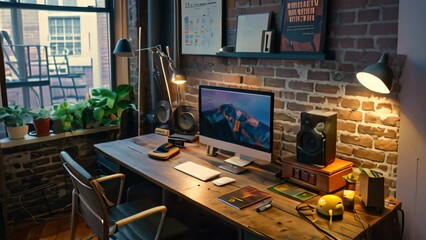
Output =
[
  {"x1": 96, "y1": 173, "x2": 125, "y2": 205},
  {"x1": 116, "y1": 205, "x2": 167, "y2": 240}
]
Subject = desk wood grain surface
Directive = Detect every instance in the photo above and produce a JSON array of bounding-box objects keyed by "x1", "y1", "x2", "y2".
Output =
[{"x1": 94, "y1": 134, "x2": 401, "y2": 240}]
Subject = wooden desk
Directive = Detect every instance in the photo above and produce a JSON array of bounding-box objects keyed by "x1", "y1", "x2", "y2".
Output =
[{"x1": 94, "y1": 134, "x2": 401, "y2": 240}]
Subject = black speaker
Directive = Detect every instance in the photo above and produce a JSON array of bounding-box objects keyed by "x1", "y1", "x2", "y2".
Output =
[
  {"x1": 296, "y1": 110, "x2": 337, "y2": 167},
  {"x1": 174, "y1": 105, "x2": 199, "y2": 135},
  {"x1": 154, "y1": 100, "x2": 172, "y2": 127}
]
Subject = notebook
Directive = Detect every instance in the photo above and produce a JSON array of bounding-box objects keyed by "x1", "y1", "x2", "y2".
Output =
[
  {"x1": 174, "y1": 161, "x2": 220, "y2": 181},
  {"x1": 217, "y1": 186, "x2": 271, "y2": 209}
]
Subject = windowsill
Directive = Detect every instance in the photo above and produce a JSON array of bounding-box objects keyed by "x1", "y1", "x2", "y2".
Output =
[{"x1": 0, "y1": 125, "x2": 119, "y2": 149}]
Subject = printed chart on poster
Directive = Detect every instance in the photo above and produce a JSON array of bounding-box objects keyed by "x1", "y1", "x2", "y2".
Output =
[{"x1": 181, "y1": 0, "x2": 222, "y2": 55}]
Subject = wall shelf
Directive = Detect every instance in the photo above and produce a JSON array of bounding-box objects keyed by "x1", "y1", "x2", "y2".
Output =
[{"x1": 216, "y1": 51, "x2": 332, "y2": 60}]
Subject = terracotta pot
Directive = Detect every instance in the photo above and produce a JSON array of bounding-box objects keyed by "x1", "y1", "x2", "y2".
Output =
[
  {"x1": 33, "y1": 118, "x2": 51, "y2": 137},
  {"x1": 6, "y1": 125, "x2": 29, "y2": 139}
]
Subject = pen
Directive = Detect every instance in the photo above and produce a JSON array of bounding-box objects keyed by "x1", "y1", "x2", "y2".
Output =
[{"x1": 256, "y1": 200, "x2": 272, "y2": 212}]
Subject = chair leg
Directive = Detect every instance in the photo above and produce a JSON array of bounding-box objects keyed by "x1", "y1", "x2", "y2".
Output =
[{"x1": 70, "y1": 189, "x2": 78, "y2": 240}]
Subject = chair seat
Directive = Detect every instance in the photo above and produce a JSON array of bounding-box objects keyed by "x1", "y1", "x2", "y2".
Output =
[{"x1": 109, "y1": 199, "x2": 188, "y2": 240}]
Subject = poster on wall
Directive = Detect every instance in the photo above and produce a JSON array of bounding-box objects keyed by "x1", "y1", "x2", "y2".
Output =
[
  {"x1": 280, "y1": 0, "x2": 327, "y2": 53},
  {"x1": 181, "y1": 0, "x2": 222, "y2": 55}
]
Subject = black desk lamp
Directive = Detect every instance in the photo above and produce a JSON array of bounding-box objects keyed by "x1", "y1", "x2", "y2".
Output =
[{"x1": 356, "y1": 53, "x2": 394, "y2": 94}]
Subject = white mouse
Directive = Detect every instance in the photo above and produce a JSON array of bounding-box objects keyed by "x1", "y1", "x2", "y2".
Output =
[{"x1": 212, "y1": 177, "x2": 235, "y2": 186}]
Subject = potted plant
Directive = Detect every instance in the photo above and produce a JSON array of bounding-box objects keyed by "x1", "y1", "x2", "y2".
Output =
[
  {"x1": 343, "y1": 173, "x2": 359, "y2": 190},
  {"x1": 30, "y1": 108, "x2": 51, "y2": 137},
  {"x1": 87, "y1": 84, "x2": 136, "y2": 127},
  {"x1": 51, "y1": 101, "x2": 86, "y2": 131},
  {"x1": 0, "y1": 105, "x2": 33, "y2": 139}
]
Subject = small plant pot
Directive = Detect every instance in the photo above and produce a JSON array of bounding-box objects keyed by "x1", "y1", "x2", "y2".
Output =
[
  {"x1": 33, "y1": 118, "x2": 51, "y2": 137},
  {"x1": 6, "y1": 125, "x2": 29, "y2": 140},
  {"x1": 52, "y1": 119, "x2": 64, "y2": 134}
]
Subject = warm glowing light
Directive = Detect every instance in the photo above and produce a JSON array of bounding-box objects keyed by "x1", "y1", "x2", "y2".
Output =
[{"x1": 356, "y1": 72, "x2": 390, "y2": 94}]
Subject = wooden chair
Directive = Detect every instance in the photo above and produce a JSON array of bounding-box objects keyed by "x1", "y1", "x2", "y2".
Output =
[{"x1": 60, "y1": 151, "x2": 188, "y2": 240}]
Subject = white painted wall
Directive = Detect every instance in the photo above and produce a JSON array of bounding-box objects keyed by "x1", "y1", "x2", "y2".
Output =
[{"x1": 397, "y1": 0, "x2": 426, "y2": 239}]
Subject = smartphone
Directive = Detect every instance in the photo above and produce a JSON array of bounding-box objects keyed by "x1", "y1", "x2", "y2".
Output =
[{"x1": 219, "y1": 164, "x2": 247, "y2": 174}]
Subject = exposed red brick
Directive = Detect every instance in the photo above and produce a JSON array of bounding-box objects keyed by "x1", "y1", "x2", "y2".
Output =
[
  {"x1": 357, "y1": 38, "x2": 374, "y2": 49},
  {"x1": 387, "y1": 153, "x2": 398, "y2": 164},
  {"x1": 276, "y1": 69, "x2": 300, "y2": 78},
  {"x1": 274, "y1": 99, "x2": 285, "y2": 109},
  {"x1": 309, "y1": 96, "x2": 325, "y2": 103},
  {"x1": 341, "y1": 98, "x2": 361, "y2": 110},
  {"x1": 345, "y1": 85, "x2": 373, "y2": 98},
  {"x1": 375, "y1": 139, "x2": 398, "y2": 151},
  {"x1": 384, "y1": 129, "x2": 398, "y2": 139},
  {"x1": 376, "y1": 103, "x2": 393, "y2": 113},
  {"x1": 320, "y1": 61, "x2": 337, "y2": 70},
  {"x1": 287, "y1": 102, "x2": 314, "y2": 112},
  {"x1": 296, "y1": 93, "x2": 308, "y2": 102},
  {"x1": 254, "y1": 67, "x2": 274, "y2": 76},
  {"x1": 327, "y1": 97, "x2": 342, "y2": 105},
  {"x1": 337, "y1": 143, "x2": 354, "y2": 155},
  {"x1": 283, "y1": 91, "x2": 295, "y2": 99},
  {"x1": 383, "y1": 115, "x2": 400, "y2": 126},
  {"x1": 265, "y1": 78, "x2": 286, "y2": 88},
  {"x1": 370, "y1": 0, "x2": 398, "y2": 6},
  {"x1": 241, "y1": 58, "x2": 258, "y2": 65},
  {"x1": 288, "y1": 81, "x2": 314, "y2": 92},
  {"x1": 358, "y1": 9, "x2": 380, "y2": 22},
  {"x1": 259, "y1": 59, "x2": 284, "y2": 66},
  {"x1": 308, "y1": 70, "x2": 330, "y2": 81},
  {"x1": 340, "y1": 11, "x2": 356, "y2": 23},
  {"x1": 340, "y1": 38, "x2": 355, "y2": 48},
  {"x1": 242, "y1": 75, "x2": 262, "y2": 86},
  {"x1": 337, "y1": 120, "x2": 357, "y2": 133},
  {"x1": 360, "y1": 161, "x2": 377, "y2": 169},
  {"x1": 383, "y1": 7, "x2": 399, "y2": 21},
  {"x1": 315, "y1": 84, "x2": 340, "y2": 94},
  {"x1": 362, "y1": 101, "x2": 375, "y2": 111},
  {"x1": 370, "y1": 23, "x2": 398, "y2": 35},
  {"x1": 354, "y1": 148, "x2": 385, "y2": 162},
  {"x1": 333, "y1": 0, "x2": 368, "y2": 10},
  {"x1": 213, "y1": 64, "x2": 231, "y2": 73},
  {"x1": 340, "y1": 134, "x2": 373, "y2": 148},
  {"x1": 276, "y1": 112, "x2": 296, "y2": 122},
  {"x1": 333, "y1": 24, "x2": 368, "y2": 36},
  {"x1": 224, "y1": 75, "x2": 242, "y2": 84},
  {"x1": 334, "y1": 109, "x2": 363, "y2": 121},
  {"x1": 234, "y1": 66, "x2": 249, "y2": 74},
  {"x1": 377, "y1": 38, "x2": 398, "y2": 50}
]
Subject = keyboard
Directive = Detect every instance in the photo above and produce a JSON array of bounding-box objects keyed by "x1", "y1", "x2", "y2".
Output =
[{"x1": 174, "y1": 161, "x2": 220, "y2": 181}]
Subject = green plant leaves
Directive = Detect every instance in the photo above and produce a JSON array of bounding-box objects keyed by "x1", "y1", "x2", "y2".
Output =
[{"x1": 115, "y1": 84, "x2": 133, "y2": 99}]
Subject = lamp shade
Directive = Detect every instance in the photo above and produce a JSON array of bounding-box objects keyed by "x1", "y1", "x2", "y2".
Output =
[
  {"x1": 113, "y1": 38, "x2": 134, "y2": 57},
  {"x1": 356, "y1": 53, "x2": 393, "y2": 94},
  {"x1": 172, "y1": 70, "x2": 187, "y2": 85}
]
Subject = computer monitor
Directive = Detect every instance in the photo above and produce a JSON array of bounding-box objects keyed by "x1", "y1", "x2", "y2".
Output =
[{"x1": 199, "y1": 85, "x2": 274, "y2": 164}]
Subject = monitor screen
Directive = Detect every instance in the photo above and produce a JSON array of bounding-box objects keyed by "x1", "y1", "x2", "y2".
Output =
[{"x1": 199, "y1": 85, "x2": 274, "y2": 163}]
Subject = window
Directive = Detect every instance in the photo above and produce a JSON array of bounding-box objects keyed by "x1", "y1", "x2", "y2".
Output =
[
  {"x1": 0, "y1": 0, "x2": 113, "y2": 109},
  {"x1": 49, "y1": 17, "x2": 81, "y2": 55}
]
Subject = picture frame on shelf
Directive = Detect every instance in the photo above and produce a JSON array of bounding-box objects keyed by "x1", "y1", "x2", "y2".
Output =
[
  {"x1": 235, "y1": 13, "x2": 271, "y2": 53},
  {"x1": 279, "y1": 0, "x2": 328, "y2": 54}
]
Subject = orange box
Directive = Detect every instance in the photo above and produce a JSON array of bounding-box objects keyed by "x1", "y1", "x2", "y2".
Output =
[{"x1": 282, "y1": 156, "x2": 353, "y2": 193}]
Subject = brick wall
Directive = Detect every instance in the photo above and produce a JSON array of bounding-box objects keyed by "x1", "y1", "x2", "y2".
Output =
[
  {"x1": 178, "y1": 0, "x2": 404, "y2": 197},
  {"x1": 1, "y1": 130, "x2": 118, "y2": 224}
]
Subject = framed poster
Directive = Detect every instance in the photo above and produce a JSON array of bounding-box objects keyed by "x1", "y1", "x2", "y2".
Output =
[
  {"x1": 279, "y1": 0, "x2": 328, "y2": 53},
  {"x1": 181, "y1": 0, "x2": 222, "y2": 55},
  {"x1": 235, "y1": 13, "x2": 271, "y2": 53}
]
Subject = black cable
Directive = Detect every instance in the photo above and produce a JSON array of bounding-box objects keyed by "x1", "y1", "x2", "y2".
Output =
[
  {"x1": 296, "y1": 202, "x2": 338, "y2": 240},
  {"x1": 397, "y1": 208, "x2": 405, "y2": 240}
]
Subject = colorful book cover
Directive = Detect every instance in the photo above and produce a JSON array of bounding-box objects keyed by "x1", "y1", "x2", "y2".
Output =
[
  {"x1": 217, "y1": 186, "x2": 271, "y2": 209},
  {"x1": 267, "y1": 182, "x2": 317, "y2": 202}
]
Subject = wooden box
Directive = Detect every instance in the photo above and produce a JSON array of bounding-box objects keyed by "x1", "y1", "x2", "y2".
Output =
[
  {"x1": 282, "y1": 156, "x2": 353, "y2": 193},
  {"x1": 359, "y1": 171, "x2": 384, "y2": 208}
]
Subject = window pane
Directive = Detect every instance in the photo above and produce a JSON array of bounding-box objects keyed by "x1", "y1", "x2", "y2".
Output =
[{"x1": 1, "y1": 8, "x2": 111, "y2": 109}]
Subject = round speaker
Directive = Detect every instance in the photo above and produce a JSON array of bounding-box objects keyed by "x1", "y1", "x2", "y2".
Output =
[
  {"x1": 154, "y1": 100, "x2": 172, "y2": 125},
  {"x1": 297, "y1": 129, "x2": 323, "y2": 154},
  {"x1": 174, "y1": 105, "x2": 199, "y2": 135}
]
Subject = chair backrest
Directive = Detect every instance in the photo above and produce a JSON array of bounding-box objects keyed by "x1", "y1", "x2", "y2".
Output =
[{"x1": 60, "y1": 151, "x2": 112, "y2": 239}]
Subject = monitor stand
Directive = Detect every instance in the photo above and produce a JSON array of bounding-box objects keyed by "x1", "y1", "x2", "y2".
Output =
[{"x1": 224, "y1": 154, "x2": 253, "y2": 167}]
